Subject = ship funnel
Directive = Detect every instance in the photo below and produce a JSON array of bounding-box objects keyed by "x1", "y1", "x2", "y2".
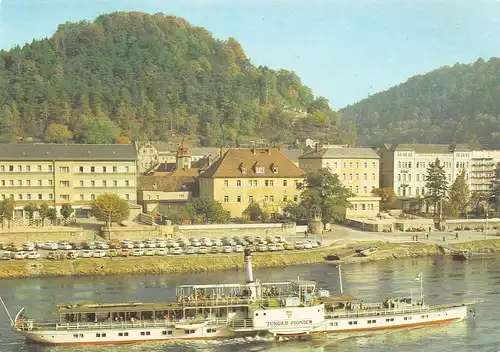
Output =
[{"x1": 244, "y1": 249, "x2": 254, "y2": 283}]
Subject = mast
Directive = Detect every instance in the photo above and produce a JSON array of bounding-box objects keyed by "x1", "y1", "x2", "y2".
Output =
[
  {"x1": 338, "y1": 265, "x2": 344, "y2": 294},
  {"x1": 0, "y1": 297, "x2": 14, "y2": 326},
  {"x1": 420, "y1": 272, "x2": 424, "y2": 304},
  {"x1": 244, "y1": 249, "x2": 257, "y2": 299}
]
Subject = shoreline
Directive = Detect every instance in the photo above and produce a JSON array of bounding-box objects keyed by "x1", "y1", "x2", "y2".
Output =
[{"x1": 2, "y1": 239, "x2": 500, "y2": 280}]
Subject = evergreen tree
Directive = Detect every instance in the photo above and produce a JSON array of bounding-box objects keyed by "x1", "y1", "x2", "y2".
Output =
[
  {"x1": 425, "y1": 158, "x2": 449, "y2": 219},
  {"x1": 448, "y1": 170, "x2": 470, "y2": 218}
]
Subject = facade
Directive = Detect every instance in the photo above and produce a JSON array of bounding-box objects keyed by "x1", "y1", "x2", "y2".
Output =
[
  {"x1": 0, "y1": 144, "x2": 137, "y2": 218},
  {"x1": 137, "y1": 142, "x2": 176, "y2": 174},
  {"x1": 299, "y1": 145, "x2": 381, "y2": 218},
  {"x1": 470, "y1": 150, "x2": 500, "y2": 193},
  {"x1": 199, "y1": 148, "x2": 304, "y2": 218},
  {"x1": 379, "y1": 144, "x2": 472, "y2": 198}
]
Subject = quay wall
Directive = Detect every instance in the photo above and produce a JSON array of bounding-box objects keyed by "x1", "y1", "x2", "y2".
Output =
[
  {"x1": 0, "y1": 227, "x2": 94, "y2": 244},
  {"x1": 2, "y1": 239, "x2": 500, "y2": 279}
]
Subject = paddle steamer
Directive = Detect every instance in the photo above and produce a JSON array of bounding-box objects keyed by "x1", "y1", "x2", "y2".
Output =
[{"x1": 1, "y1": 249, "x2": 477, "y2": 345}]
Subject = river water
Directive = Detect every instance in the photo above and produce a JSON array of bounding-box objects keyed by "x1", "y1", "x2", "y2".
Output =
[{"x1": 0, "y1": 254, "x2": 498, "y2": 352}]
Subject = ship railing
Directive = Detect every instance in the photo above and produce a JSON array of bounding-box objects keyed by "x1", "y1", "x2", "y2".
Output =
[
  {"x1": 181, "y1": 295, "x2": 286, "y2": 308},
  {"x1": 229, "y1": 318, "x2": 254, "y2": 329},
  {"x1": 325, "y1": 302, "x2": 471, "y2": 319}
]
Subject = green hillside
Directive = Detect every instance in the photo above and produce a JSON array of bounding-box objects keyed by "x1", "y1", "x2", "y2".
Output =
[
  {"x1": 0, "y1": 12, "x2": 340, "y2": 146},
  {"x1": 340, "y1": 57, "x2": 500, "y2": 148}
]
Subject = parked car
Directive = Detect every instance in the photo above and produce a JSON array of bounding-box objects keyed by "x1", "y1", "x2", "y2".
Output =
[
  {"x1": 165, "y1": 239, "x2": 179, "y2": 248},
  {"x1": 133, "y1": 241, "x2": 145, "y2": 248},
  {"x1": 82, "y1": 250, "x2": 93, "y2": 258},
  {"x1": 212, "y1": 239, "x2": 223, "y2": 247},
  {"x1": 170, "y1": 247, "x2": 183, "y2": 255},
  {"x1": 1, "y1": 251, "x2": 12, "y2": 260},
  {"x1": 59, "y1": 242, "x2": 73, "y2": 250},
  {"x1": 121, "y1": 241, "x2": 134, "y2": 249},
  {"x1": 258, "y1": 244, "x2": 268, "y2": 252},
  {"x1": 95, "y1": 242, "x2": 109, "y2": 250},
  {"x1": 156, "y1": 240, "x2": 167, "y2": 248},
  {"x1": 274, "y1": 236, "x2": 286, "y2": 243},
  {"x1": 267, "y1": 243, "x2": 277, "y2": 252},
  {"x1": 13, "y1": 251, "x2": 27, "y2": 259},
  {"x1": 145, "y1": 240, "x2": 157, "y2": 248},
  {"x1": 210, "y1": 246, "x2": 220, "y2": 254},
  {"x1": 67, "y1": 250, "x2": 79, "y2": 259},
  {"x1": 156, "y1": 248, "x2": 168, "y2": 256},
  {"x1": 92, "y1": 250, "x2": 107, "y2": 258},
  {"x1": 265, "y1": 237, "x2": 277, "y2": 244},
  {"x1": 47, "y1": 251, "x2": 58, "y2": 260},
  {"x1": 303, "y1": 242, "x2": 313, "y2": 250},
  {"x1": 276, "y1": 243, "x2": 285, "y2": 251},
  {"x1": 284, "y1": 242, "x2": 295, "y2": 250},
  {"x1": 197, "y1": 247, "x2": 209, "y2": 254},
  {"x1": 144, "y1": 248, "x2": 155, "y2": 256},
  {"x1": 71, "y1": 242, "x2": 84, "y2": 250},
  {"x1": 294, "y1": 241, "x2": 305, "y2": 250},
  {"x1": 223, "y1": 246, "x2": 233, "y2": 253},
  {"x1": 245, "y1": 245, "x2": 257, "y2": 252},
  {"x1": 233, "y1": 245, "x2": 244, "y2": 253},
  {"x1": 132, "y1": 249, "x2": 144, "y2": 256},
  {"x1": 120, "y1": 248, "x2": 131, "y2": 257},
  {"x1": 109, "y1": 241, "x2": 121, "y2": 249},
  {"x1": 185, "y1": 246, "x2": 197, "y2": 254},
  {"x1": 200, "y1": 238, "x2": 213, "y2": 247},
  {"x1": 23, "y1": 242, "x2": 35, "y2": 251},
  {"x1": 83, "y1": 242, "x2": 96, "y2": 250},
  {"x1": 27, "y1": 251, "x2": 40, "y2": 260},
  {"x1": 305, "y1": 240, "x2": 318, "y2": 249},
  {"x1": 189, "y1": 240, "x2": 201, "y2": 247},
  {"x1": 107, "y1": 249, "x2": 119, "y2": 257},
  {"x1": 45, "y1": 242, "x2": 59, "y2": 250}
]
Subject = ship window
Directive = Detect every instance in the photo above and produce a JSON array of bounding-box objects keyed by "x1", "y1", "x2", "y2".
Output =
[
  {"x1": 348, "y1": 321, "x2": 357, "y2": 325},
  {"x1": 232, "y1": 308, "x2": 237, "y2": 312},
  {"x1": 102, "y1": 333, "x2": 106, "y2": 337},
  {"x1": 385, "y1": 318, "x2": 394, "y2": 322},
  {"x1": 255, "y1": 313, "x2": 259, "y2": 316},
  {"x1": 96, "y1": 333, "x2": 101, "y2": 337},
  {"x1": 119, "y1": 333, "x2": 123, "y2": 336},
  {"x1": 141, "y1": 332, "x2": 145, "y2": 336},
  {"x1": 79, "y1": 334, "x2": 83, "y2": 338},
  {"x1": 329, "y1": 322, "x2": 338, "y2": 327},
  {"x1": 73, "y1": 334, "x2": 79, "y2": 338},
  {"x1": 207, "y1": 328, "x2": 217, "y2": 333},
  {"x1": 185, "y1": 329, "x2": 195, "y2": 334},
  {"x1": 162, "y1": 330, "x2": 173, "y2": 335}
]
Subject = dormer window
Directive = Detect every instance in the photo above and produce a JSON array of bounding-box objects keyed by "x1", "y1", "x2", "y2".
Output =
[
  {"x1": 271, "y1": 164, "x2": 278, "y2": 173},
  {"x1": 255, "y1": 166, "x2": 265, "y2": 174},
  {"x1": 240, "y1": 163, "x2": 247, "y2": 174}
]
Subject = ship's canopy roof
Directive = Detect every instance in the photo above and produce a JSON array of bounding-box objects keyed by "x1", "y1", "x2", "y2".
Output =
[{"x1": 321, "y1": 294, "x2": 358, "y2": 302}]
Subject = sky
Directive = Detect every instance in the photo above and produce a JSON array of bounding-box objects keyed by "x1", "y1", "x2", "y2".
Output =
[{"x1": 1, "y1": 0, "x2": 500, "y2": 109}]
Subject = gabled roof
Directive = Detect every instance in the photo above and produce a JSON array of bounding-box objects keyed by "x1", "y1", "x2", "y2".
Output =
[
  {"x1": 299, "y1": 147, "x2": 379, "y2": 160},
  {"x1": 0, "y1": 143, "x2": 136, "y2": 161},
  {"x1": 139, "y1": 168, "x2": 199, "y2": 193},
  {"x1": 200, "y1": 148, "x2": 305, "y2": 178}
]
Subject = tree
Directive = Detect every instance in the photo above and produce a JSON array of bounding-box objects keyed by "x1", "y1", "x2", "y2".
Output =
[
  {"x1": 2, "y1": 198, "x2": 14, "y2": 228},
  {"x1": 425, "y1": 158, "x2": 449, "y2": 219},
  {"x1": 242, "y1": 202, "x2": 266, "y2": 222},
  {"x1": 38, "y1": 202, "x2": 50, "y2": 226},
  {"x1": 44, "y1": 123, "x2": 73, "y2": 143},
  {"x1": 47, "y1": 207, "x2": 58, "y2": 225},
  {"x1": 115, "y1": 133, "x2": 131, "y2": 144},
  {"x1": 299, "y1": 168, "x2": 353, "y2": 224},
  {"x1": 189, "y1": 196, "x2": 230, "y2": 224},
  {"x1": 282, "y1": 202, "x2": 309, "y2": 223},
  {"x1": 372, "y1": 187, "x2": 397, "y2": 210},
  {"x1": 23, "y1": 203, "x2": 39, "y2": 226},
  {"x1": 448, "y1": 170, "x2": 470, "y2": 218},
  {"x1": 91, "y1": 193, "x2": 129, "y2": 227},
  {"x1": 60, "y1": 203, "x2": 74, "y2": 223}
]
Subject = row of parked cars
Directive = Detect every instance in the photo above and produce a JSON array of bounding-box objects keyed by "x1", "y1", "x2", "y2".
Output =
[{"x1": 0, "y1": 235, "x2": 321, "y2": 260}]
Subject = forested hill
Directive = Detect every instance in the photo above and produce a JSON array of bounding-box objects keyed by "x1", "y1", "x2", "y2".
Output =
[
  {"x1": 0, "y1": 12, "x2": 340, "y2": 146},
  {"x1": 340, "y1": 57, "x2": 500, "y2": 148}
]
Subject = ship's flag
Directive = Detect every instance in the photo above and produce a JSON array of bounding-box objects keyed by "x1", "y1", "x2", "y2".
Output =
[{"x1": 414, "y1": 273, "x2": 422, "y2": 281}]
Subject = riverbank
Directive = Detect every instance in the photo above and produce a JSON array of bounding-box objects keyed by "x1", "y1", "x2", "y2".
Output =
[{"x1": 2, "y1": 238, "x2": 500, "y2": 279}]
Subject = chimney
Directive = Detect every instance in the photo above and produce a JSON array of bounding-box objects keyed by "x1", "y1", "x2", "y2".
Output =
[{"x1": 315, "y1": 143, "x2": 322, "y2": 152}]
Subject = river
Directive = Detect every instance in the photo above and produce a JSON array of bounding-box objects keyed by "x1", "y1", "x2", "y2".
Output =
[{"x1": 0, "y1": 254, "x2": 498, "y2": 352}]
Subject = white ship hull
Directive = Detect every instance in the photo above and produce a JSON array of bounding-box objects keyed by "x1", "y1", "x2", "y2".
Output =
[{"x1": 18, "y1": 305, "x2": 468, "y2": 345}]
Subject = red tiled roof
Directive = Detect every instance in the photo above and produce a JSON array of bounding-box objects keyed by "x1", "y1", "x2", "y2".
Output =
[{"x1": 199, "y1": 148, "x2": 304, "y2": 178}]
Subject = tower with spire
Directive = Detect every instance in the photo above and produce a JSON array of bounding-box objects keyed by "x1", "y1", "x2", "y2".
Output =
[{"x1": 176, "y1": 140, "x2": 192, "y2": 170}]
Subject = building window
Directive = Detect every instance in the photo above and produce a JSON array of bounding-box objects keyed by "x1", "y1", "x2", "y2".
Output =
[
  {"x1": 79, "y1": 166, "x2": 84, "y2": 173},
  {"x1": 113, "y1": 166, "x2": 117, "y2": 173},
  {"x1": 102, "y1": 180, "x2": 107, "y2": 187},
  {"x1": 416, "y1": 174, "x2": 419, "y2": 181},
  {"x1": 349, "y1": 162, "x2": 352, "y2": 168},
  {"x1": 283, "y1": 195, "x2": 288, "y2": 202},
  {"x1": 102, "y1": 166, "x2": 107, "y2": 172},
  {"x1": 17, "y1": 165, "x2": 22, "y2": 172},
  {"x1": 364, "y1": 186, "x2": 367, "y2": 193},
  {"x1": 91, "y1": 181, "x2": 95, "y2": 187},
  {"x1": 0, "y1": 166, "x2": 4, "y2": 172},
  {"x1": 249, "y1": 196, "x2": 254, "y2": 203},
  {"x1": 356, "y1": 173, "x2": 359, "y2": 180},
  {"x1": 0, "y1": 180, "x2": 4, "y2": 186},
  {"x1": 125, "y1": 194, "x2": 130, "y2": 200},
  {"x1": 38, "y1": 194, "x2": 42, "y2": 200},
  {"x1": 48, "y1": 194, "x2": 53, "y2": 200},
  {"x1": 364, "y1": 173, "x2": 367, "y2": 181},
  {"x1": 224, "y1": 180, "x2": 229, "y2": 187},
  {"x1": 416, "y1": 187, "x2": 419, "y2": 195},
  {"x1": 17, "y1": 180, "x2": 22, "y2": 186},
  {"x1": 408, "y1": 174, "x2": 411, "y2": 182},
  {"x1": 59, "y1": 166, "x2": 69, "y2": 173},
  {"x1": 9, "y1": 165, "x2": 13, "y2": 172},
  {"x1": 224, "y1": 196, "x2": 229, "y2": 202},
  {"x1": 125, "y1": 180, "x2": 129, "y2": 186},
  {"x1": 372, "y1": 173, "x2": 376, "y2": 180},
  {"x1": 372, "y1": 162, "x2": 376, "y2": 168},
  {"x1": 356, "y1": 162, "x2": 359, "y2": 168},
  {"x1": 113, "y1": 180, "x2": 118, "y2": 187},
  {"x1": 60, "y1": 195, "x2": 69, "y2": 201},
  {"x1": 237, "y1": 196, "x2": 242, "y2": 203},
  {"x1": 79, "y1": 181, "x2": 84, "y2": 187},
  {"x1": 237, "y1": 180, "x2": 241, "y2": 186},
  {"x1": 349, "y1": 174, "x2": 352, "y2": 181},
  {"x1": 343, "y1": 174, "x2": 346, "y2": 181},
  {"x1": 25, "y1": 180, "x2": 31, "y2": 187},
  {"x1": 18, "y1": 194, "x2": 23, "y2": 200},
  {"x1": 91, "y1": 194, "x2": 95, "y2": 201},
  {"x1": 293, "y1": 195, "x2": 298, "y2": 202},
  {"x1": 8, "y1": 180, "x2": 13, "y2": 186},
  {"x1": 26, "y1": 165, "x2": 30, "y2": 172},
  {"x1": 48, "y1": 180, "x2": 53, "y2": 186},
  {"x1": 36, "y1": 180, "x2": 41, "y2": 186},
  {"x1": 355, "y1": 186, "x2": 359, "y2": 193},
  {"x1": 125, "y1": 166, "x2": 130, "y2": 172},
  {"x1": 269, "y1": 195, "x2": 274, "y2": 202},
  {"x1": 255, "y1": 166, "x2": 265, "y2": 174},
  {"x1": 90, "y1": 166, "x2": 95, "y2": 173},
  {"x1": 362, "y1": 204, "x2": 366, "y2": 210},
  {"x1": 264, "y1": 196, "x2": 269, "y2": 202},
  {"x1": 80, "y1": 194, "x2": 84, "y2": 201},
  {"x1": 60, "y1": 181, "x2": 69, "y2": 187}
]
